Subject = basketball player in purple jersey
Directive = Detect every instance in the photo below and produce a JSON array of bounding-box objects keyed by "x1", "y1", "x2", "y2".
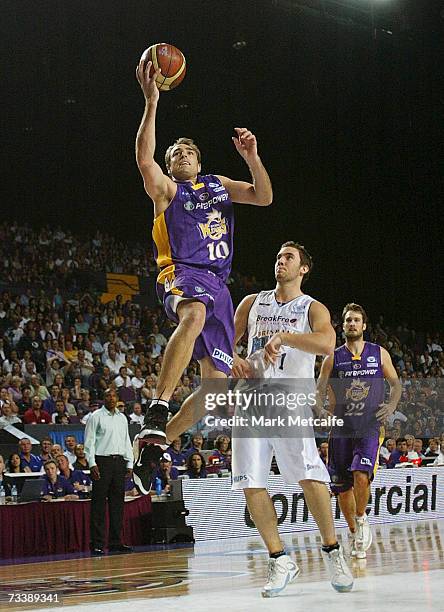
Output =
[
  {"x1": 317, "y1": 303, "x2": 401, "y2": 558},
  {"x1": 133, "y1": 60, "x2": 272, "y2": 491}
]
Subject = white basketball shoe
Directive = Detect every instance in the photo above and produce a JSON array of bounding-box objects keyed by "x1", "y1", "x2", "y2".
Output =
[
  {"x1": 355, "y1": 514, "x2": 372, "y2": 559},
  {"x1": 349, "y1": 531, "x2": 357, "y2": 557},
  {"x1": 321, "y1": 546, "x2": 354, "y2": 592},
  {"x1": 261, "y1": 554, "x2": 300, "y2": 598}
]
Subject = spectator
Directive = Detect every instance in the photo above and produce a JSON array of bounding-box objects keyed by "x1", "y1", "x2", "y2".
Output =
[
  {"x1": 39, "y1": 436, "x2": 54, "y2": 462},
  {"x1": 51, "y1": 444, "x2": 64, "y2": 460},
  {"x1": 0, "y1": 454, "x2": 11, "y2": 496},
  {"x1": 128, "y1": 402, "x2": 144, "y2": 426},
  {"x1": 52, "y1": 399, "x2": 70, "y2": 424},
  {"x1": 29, "y1": 375, "x2": 50, "y2": 400},
  {"x1": 413, "y1": 439, "x2": 425, "y2": 458},
  {"x1": 72, "y1": 443, "x2": 89, "y2": 470},
  {"x1": 185, "y1": 433, "x2": 205, "y2": 457},
  {"x1": 7, "y1": 452, "x2": 30, "y2": 474},
  {"x1": 141, "y1": 374, "x2": 156, "y2": 405},
  {"x1": 424, "y1": 438, "x2": 440, "y2": 458},
  {"x1": 42, "y1": 385, "x2": 61, "y2": 414},
  {"x1": 19, "y1": 438, "x2": 43, "y2": 472},
  {"x1": 23, "y1": 396, "x2": 51, "y2": 424},
  {"x1": 114, "y1": 367, "x2": 136, "y2": 403},
  {"x1": 318, "y1": 441, "x2": 329, "y2": 465},
  {"x1": 0, "y1": 402, "x2": 22, "y2": 427},
  {"x1": 150, "y1": 452, "x2": 179, "y2": 493},
  {"x1": 185, "y1": 452, "x2": 207, "y2": 479},
  {"x1": 61, "y1": 387, "x2": 77, "y2": 416},
  {"x1": 167, "y1": 438, "x2": 187, "y2": 467},
  {"x1": 64, "y1": 435, "x2": 78, "y2": 465},
  {"x1": 208, "y1": 435, "x2": 232, "y2": 469},
  {"x1": 56, "y1": 455, "x2": 91, "y2": 498},
  {"x1": 387, "y1": 438, "x2": 409, "y2": 469},
  {"x1": 41, "y1": 460, "x2": 79, "y2": 501}
]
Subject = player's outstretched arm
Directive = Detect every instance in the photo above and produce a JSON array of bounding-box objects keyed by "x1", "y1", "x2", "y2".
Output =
[
  {"x1": 217, "y1": 128, "x2": 273, "y2": 206},
  {"x1": 135, "y1": 60, "x2": 175, "y2": 212},
  {"x1": 231, "y1": 294, "x2": 257, "y2": 378}
]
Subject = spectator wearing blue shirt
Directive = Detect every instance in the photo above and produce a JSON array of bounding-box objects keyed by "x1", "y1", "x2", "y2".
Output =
[
  {"x1": 186, "y1": 452, "x2": 207, "y2": 479},
  {"x1": 150, "y1": 453, "x2": 179, "y2": 492},
  {"x1": 19, "y1": 438, "x2": 43, "y2": 472},
  {"x1": 56, "y1": 455, "x2": 92, "y2": 499},
  {"x1": 185, "y1": 433, "x2": 205, "y2": 458},
  {"x1": 167, "y1": 438, "x2": 186, "y2": 467},
  {"x1": 41, "y1": 460, "x2": 79, "y2": 500}
]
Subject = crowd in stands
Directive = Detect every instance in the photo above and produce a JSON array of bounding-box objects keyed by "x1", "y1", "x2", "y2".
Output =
[{"x1": 0, "y1": 220, "x2": 443, "y2": 495}]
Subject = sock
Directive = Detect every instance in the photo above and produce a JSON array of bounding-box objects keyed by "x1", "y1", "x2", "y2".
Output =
[
  {"x1": 150, "y1": 399, "x2": 169, "y2": 410},
  {"x1": 356, "y1": 514, "x2": 365, "y2": 520},
  {"x1": 322, "y1": 542, "x2": 340, "y2": 554},
  {"x1": 269, "y1": 550, "x2": 286, "y2": 559}
]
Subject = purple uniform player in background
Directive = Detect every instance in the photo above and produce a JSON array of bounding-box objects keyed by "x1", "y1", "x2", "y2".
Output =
[
  {"x1": 133, "y1": 55, "x2": 272, "y2": 493},
  {"x1": 317, "y1": 303, "x2": 401, "y2": 559}
]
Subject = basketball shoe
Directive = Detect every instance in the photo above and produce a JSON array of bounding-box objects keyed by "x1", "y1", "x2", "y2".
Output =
[
  {"x1": 133, "y1": 399, "x2": 169, "y2": 494},
  {"x1": 261, "y1": 554, "x2": 300, "y2": 598},
  {"x1": 349, "y1": 531, "x2": 357, "y2": 557},
  {"x1": 355, "y1": 514, "x2": 372, "y2": 559},
  {"x1": 321, "y1": 546, "x2": 354, "y2": 592}
]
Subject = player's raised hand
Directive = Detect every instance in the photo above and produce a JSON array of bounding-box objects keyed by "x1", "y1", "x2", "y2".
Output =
[
  {"x1": 231, "y1": 354, "x2": 253, "y2": 379},
  {"x1": 264, "y1": 334, "x2": 283, "y2": 365},
  {"x1": 232, "y1": 128, "x2": 258, "y2": 163},
  {"x1": 136, "y1": 60, "x2": 161, "y2": 103}
]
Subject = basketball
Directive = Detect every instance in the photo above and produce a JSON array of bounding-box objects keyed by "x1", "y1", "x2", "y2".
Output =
[{"x1": 141, "y1": 43, "x2": 186, "y2": 91}]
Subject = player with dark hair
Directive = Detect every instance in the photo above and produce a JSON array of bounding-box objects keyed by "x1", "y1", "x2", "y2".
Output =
[
  {"x1": 133, "y1": 59, "x2": 273, "y2": 492},
  {"x1": 231, "y1": 242, "x2": 353, "y2": 597},
  {"x1": 317, "y1": 303, "x2": 401, "y2": 558}
]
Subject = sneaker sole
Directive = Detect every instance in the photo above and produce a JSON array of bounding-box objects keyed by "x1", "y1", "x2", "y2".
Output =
[
  {"x1": 261, "y1": 567, "x2": 300, "y2": 598},
  {"x1": 332, "y1": 582, "x2": 354, "y2": 593}
]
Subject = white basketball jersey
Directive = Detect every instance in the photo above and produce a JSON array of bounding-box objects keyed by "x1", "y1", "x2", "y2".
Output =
[{"x1": 247, "y1": 290, "x2": 316, "y2": 379}]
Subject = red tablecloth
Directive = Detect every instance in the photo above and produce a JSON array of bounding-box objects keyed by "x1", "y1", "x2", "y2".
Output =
[{"x1": 0, "y1": 495, "x2": 152, "y2": 559}]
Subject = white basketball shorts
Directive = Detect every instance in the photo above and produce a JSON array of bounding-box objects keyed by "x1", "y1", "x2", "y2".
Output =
[{"x1": 231, "y1": 435, "x2": 330, "y2": 489}]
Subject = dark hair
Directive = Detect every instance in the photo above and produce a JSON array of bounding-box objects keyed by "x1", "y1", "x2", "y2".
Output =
[
  {"x1": 165, "y1": 138, "x2": 201, "y2": 173},
  {"x1": 342, "y1": 303, "x2": 368, "y2": 325},
  {"x1": 7, "y1": 453, "x2": 22, "y2": 473},
  {"x1": 280, "y1": 241, "x2": 313, "y2": 285},
  {"x1": 186, "y1": 452, "x2": 207, "y2": 478},
  {"x1": 396, "y1": 437, "x2": 407, "y2": 445}
]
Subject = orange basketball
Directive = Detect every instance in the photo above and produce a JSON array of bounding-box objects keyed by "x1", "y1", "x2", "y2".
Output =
[{"x1": 140, "y1": 43, "x2": 186, "y2": 91}]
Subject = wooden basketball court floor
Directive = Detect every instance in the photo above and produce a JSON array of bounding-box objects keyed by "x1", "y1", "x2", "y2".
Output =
[{"x1": 1, "y1": 519, "x2": 443, "y2": 611}]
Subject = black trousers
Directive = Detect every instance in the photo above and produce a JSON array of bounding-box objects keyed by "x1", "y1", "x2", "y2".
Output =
[{"x1": 90, "y1": 455, "x2": 126, "y2": 549}]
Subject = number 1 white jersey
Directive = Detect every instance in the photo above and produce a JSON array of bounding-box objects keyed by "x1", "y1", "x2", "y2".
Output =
[{"x1": 246, "y1": 290, "x2": 316, "y2": 379}]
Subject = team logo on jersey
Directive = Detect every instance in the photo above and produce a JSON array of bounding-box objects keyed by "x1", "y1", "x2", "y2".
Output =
[
  {"x1": 346, "y1": 380, "x2": 370, "y2": 402},
  {"x1": 352, "y1": 362, "x2": 361, "y2": 369},
  {"x1": 209, "y1": 182, "x2": 219, "y2": 188},
  {"x1": 199, "y1": 192, "x2": 210, "y2": 201},
  {"x1": 184, "y1": 201, "x2": 195, "y2": 211},
  {"x1": 198, "y1": 209, "x2": 228, "y2": 241},
  {"x1": 194, "y1": 286, "x2": 205, "y2": 293},
  {"x1": 367, "y1": 356, "x2": 376, "y2": 363}
]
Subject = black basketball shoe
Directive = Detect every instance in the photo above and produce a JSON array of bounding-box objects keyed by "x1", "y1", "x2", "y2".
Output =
[{"x1": 132, "y1": 399, "x2": 170, "y2": 495}]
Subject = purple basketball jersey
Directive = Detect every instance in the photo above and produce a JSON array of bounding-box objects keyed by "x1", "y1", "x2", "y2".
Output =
[
  {"x1": 331, "y1": 342, "x2": 385, "y2": 433},
  {"x1": 153, "y1": 174, "x2": 234, "y2": 282}
]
